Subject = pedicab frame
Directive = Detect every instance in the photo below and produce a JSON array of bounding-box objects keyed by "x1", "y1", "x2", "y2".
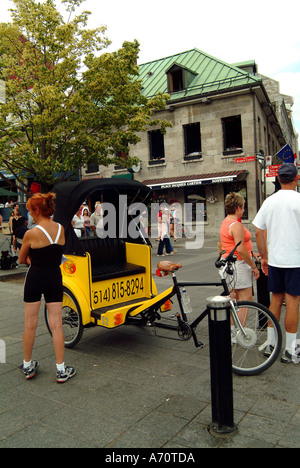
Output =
[{"x1": 47, "y1": 178, "x2": 162, "y2": 346}]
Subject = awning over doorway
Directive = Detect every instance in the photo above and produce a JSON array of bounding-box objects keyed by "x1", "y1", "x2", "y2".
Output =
[
  {"x1": 0, "y1": 187, "x2": 19, "y2": 197},
  {"x1": 142, "y1": 170, "x2": 248, "y2": 190}
]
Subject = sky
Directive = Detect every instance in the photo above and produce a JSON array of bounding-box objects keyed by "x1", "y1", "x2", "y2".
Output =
[{"x1": 2, "y1": 0, "x2": 300, "y2": 148}]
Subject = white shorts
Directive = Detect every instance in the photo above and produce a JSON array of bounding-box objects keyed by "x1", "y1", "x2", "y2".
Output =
[{"x1": 234, "y1": 260, "x2": 252, "y2": 289}]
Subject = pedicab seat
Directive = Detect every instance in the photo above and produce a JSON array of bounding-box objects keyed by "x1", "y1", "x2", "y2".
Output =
[{"x1": 78, "y1": 237, "x2": 146, "y2": 282}]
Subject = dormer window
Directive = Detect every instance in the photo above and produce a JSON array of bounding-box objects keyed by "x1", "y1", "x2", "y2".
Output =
[
  {"x1": 169, "y1": 67, "x2": 184, "y2": 92},
  {"x1": 167, "y1": 64, "x2": 197, "y2": 94}
]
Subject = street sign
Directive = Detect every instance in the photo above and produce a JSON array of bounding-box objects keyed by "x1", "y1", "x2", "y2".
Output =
[
  {"x1": 266, "y1": 164, "x2": 281, "y2": 177},
  {"x1": 266, "y1": 156, "x2": 272, "y2": 166},
  {"x1": 235, "y1": 156, "x2": 256, "y2": 164}
]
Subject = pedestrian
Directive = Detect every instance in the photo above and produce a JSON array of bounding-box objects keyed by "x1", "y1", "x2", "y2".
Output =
[
  {"x1": 219, "y1": 192, "x2": 260, "y2": 329},
  {"x1": 157, "y1": 206, "x2": 175, "y2": 256},
  {"x1": 18, "y1": 192, "x2": 76, "y2": 383},
  {"x1": 90, "y1": 201, "x2": 104, "y2": 237},
  {"x1": 253, "y1": 163, "x2": 300, "y2": 364},
  {"x1": 10, "y1": 203, "x2": 22, "y2": 253},
  {"x1": 72, "y1": 208, "x2": 85, "y2": 237},
  {"x1": 170, "y1": 205, "x2": 178, "y2": 242},
  {"x1": 82, "y1": 208, "x2": 91, "y2": 237},
  {"x1": 5, "y1": 199, "x2": 14, "y2": 208},
  {"x1": 14, "y1": 216, "x2": 28, "y2": 250}
]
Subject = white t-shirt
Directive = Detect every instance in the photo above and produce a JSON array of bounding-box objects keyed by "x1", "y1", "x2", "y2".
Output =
[
  {"x1": 253, "y1": 189, "x2": 300, "y2": 268},
  {"x1": 72, "y1": 214, "x2": 84, "y2": 229}
]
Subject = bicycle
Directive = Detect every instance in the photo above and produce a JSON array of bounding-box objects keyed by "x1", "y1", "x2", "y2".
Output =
[{"x1": 134, "y1": 242, "x2": 282, "y2": 376}]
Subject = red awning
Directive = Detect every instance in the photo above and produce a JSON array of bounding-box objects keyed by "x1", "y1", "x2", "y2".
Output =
[{"x1": 142, "y1": 170, "x2": 248, "y2": 190}]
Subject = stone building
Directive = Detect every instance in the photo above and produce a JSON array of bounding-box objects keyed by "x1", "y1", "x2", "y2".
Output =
[{"x1": 82, "y1": 49, "x2": 297, "y2": 236}]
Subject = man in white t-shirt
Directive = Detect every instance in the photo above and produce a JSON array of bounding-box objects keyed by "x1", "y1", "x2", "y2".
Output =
[
  {"x1": 90, "y1": 201, "x2": 104, "y2": 237},
  {"x1": 253, "y1": 163, "x2": 300, "y2": 364}
]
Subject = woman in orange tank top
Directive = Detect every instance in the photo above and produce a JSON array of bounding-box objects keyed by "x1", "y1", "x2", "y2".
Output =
[{"x1": 219, "y1": 192, "x2": 260, "y2": 309}]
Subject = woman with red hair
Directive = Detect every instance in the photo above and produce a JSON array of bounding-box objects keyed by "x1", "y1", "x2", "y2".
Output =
[{"x1": 19, "y1": 193, "x2": 76, "y2": 383}]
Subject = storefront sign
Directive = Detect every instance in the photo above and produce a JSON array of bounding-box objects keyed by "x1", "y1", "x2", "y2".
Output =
[{"x1": 151, "y1": 176, "x2": 236, "y2": 190}]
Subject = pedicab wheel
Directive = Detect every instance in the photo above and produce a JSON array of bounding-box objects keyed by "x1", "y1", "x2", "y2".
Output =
[{"x1": 44, "y1": 287, "x2": 84, "y2": 348}]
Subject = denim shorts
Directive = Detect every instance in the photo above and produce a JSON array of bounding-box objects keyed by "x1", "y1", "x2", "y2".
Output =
[{"x1": 268, "y1": 265, "x2": 300, "y2": 296}]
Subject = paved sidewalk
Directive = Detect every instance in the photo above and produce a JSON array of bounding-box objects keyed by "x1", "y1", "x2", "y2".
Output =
[{"x1": 0, "y1": 235, "x2": 299, "y2": 448}]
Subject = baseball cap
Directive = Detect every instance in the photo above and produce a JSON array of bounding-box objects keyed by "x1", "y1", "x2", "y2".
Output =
[{"x1": 278, "y1": 163, "x2": 298, "y2": 183}]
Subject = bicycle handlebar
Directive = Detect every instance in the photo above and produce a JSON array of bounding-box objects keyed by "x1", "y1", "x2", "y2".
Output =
[{"x1": 215, "y1": 241, "x2": 241, "y2": 269}]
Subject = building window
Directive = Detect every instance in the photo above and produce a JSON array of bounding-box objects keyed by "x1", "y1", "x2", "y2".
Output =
[
  {"x1": 148, "y1": 130, "x2": 165, "y2": 165},
  {"x1": 185, "y1": 186, "x2": 207, "y2": 222},
  {"x1": 167, "y1": 66, "x2": 184, "y2": 93},
  {"x1": 222, "y1": 115, "x2": 243, "y2": 154},
  {"x1": 257, "y1": 116, "x2": 262, "y2": 149},
  {"x1": 167, "y1": 64, "x2": 197, "y2": 94},
  {"x1": 184, "y1": 123, "x2": 202, "y2": 160},
  {"x1": 85, "y1": 162, "x2": 99, "y2": 174}
]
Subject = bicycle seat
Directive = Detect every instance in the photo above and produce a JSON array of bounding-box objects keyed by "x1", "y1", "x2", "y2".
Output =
[{"x1": 157, "y1": 261, "x2": 183, "y2": 273}]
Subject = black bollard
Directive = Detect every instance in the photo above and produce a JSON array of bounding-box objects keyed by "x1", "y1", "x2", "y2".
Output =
[{"x1": 207, "y1": 296, "x2": 237, "y2": 436}]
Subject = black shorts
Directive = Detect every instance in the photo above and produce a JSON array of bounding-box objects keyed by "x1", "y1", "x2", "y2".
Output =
[
  {"x1": 268, "y1": 265, "x2": 300, "y2": 296},
  {"x1": 24, "y1": 266, "x2": 63, "y2": 303}
]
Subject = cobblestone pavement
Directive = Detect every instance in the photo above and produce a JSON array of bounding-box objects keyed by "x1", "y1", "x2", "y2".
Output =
[{"x1": 0, "y1": 235, "x2": 299, "y2": 448}]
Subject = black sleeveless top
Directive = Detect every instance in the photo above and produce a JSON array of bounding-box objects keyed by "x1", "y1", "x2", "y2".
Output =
[
  {"x1": 29, "y1": 224, "x2": 63, "y2": 268},
  {"x1": 30, "y1": 244, "x2": 64, "y2": 268}
]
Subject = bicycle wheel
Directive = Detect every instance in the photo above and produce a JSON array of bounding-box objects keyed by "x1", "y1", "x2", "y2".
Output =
[
  {"x1": 44, "y1": 287, "x2": 84, "y2": 348},
  {"x1": 231, "y1": 301, "x2": 282, "y2": 376}
]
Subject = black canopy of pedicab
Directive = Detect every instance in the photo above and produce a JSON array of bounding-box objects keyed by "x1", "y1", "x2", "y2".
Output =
[{"x1": 52, "y1": 178, "x2": 151, "y2": 256}]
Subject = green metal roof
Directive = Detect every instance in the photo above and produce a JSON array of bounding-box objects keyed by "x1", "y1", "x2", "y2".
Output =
[{"x1": 138, "y1": 48, "x2": 261, "y2": 101}]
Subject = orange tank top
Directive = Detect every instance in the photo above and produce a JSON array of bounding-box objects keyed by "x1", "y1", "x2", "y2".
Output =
[{"x1": 219, "y1": 218, "x2": 253, "y2": 261}]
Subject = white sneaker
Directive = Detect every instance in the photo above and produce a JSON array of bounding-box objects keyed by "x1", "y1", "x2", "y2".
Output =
[{"x1": 56, "y1": 366, "x2": 77, "y2": 383}]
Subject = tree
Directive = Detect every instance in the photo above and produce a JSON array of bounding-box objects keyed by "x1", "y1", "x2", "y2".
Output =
[{"x1": 0, "y1": 0, "x2": 170, "y2": 193}]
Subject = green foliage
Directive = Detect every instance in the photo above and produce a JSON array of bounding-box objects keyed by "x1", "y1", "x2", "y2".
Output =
[{"x1": 0, "y1": 0, "x2": 170, "y2": 192}]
